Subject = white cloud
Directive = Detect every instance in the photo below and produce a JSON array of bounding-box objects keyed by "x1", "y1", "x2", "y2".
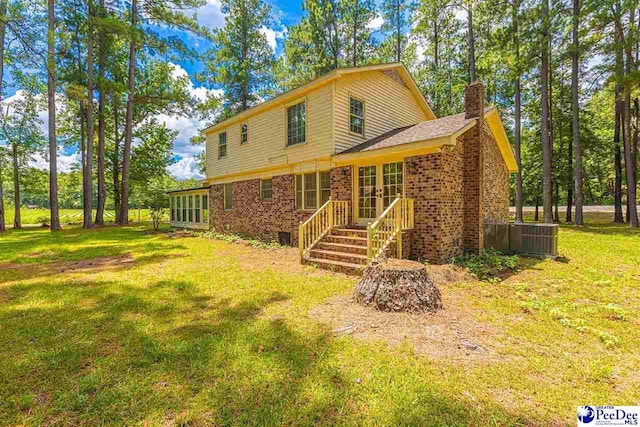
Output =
[
  {"x1": 29, "y1": 152, "x2": 80, "y2": 173},
  {"x1": 368, "y1": 16, "x2": 384, "y2": 30},
  {"x1": 161, "y1": 63, "x2": 222, "y2": 180},
  {"x1": 259, "y1": 26, "x2": 287, "y2": 52},
  {"x1": 196, "y1": 0, "x2": 226, "y2": 29},
  {"x1": 167, "y1": 156, "x2": 204, "y2": 180}
]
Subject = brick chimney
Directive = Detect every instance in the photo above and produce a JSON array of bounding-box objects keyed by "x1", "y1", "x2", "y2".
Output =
[
  {"x1": 464, "y1": 81, "x2": 485, "y2": 120},
  {"x1": 462, "y1": 81, "x2": 486, "y2": 254}
]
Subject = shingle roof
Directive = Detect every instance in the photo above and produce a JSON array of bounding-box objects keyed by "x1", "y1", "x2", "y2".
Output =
[{"x1": 339, "y1": 107, "x2": 494, "y2": 154}]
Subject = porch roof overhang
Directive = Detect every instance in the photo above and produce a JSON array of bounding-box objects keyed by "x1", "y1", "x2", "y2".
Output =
[
  {"x1": 166, "y1": 186, "x2": 212, "y2": 195},
  {"x1": 333, "y1": 106, "x2": 518, "y2": 173}
]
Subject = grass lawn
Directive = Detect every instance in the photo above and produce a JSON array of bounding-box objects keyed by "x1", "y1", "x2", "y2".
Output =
[
  {"x1": 3, "y1": 208, "x2": 153, "y2": 226},
  {"x1": 0, "y1": 214, "x2": 638, "y2": 425}
]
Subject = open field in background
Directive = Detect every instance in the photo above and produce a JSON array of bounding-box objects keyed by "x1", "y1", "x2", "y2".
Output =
[
  {"x1": 3, "y1": 209, "x2": 153, "y2": 226},
  {"x1": 0, "y1": 213, "x2": 638, "y2": 425}
]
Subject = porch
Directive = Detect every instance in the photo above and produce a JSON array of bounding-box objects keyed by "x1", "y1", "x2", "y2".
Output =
[{"x1": 299, "y1": 195, "x2": 415, "y2": 275}]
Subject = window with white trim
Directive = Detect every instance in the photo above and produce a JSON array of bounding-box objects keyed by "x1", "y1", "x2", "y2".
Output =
[
  {"x1": 349, "y1": 97, "x2": 364, "y2": 136},
  {"x1": 287, "y1": 101, "x2": 306, "y2": 146},
  {"x1": 260, "y1": 178, "x2": 272, "y2": 200},
  {"x1": 295, "y1": 171, "x2": 331, "y2": 210},
  {"x1": 241, "y1": 123, "x2": 248, "y2": 144},
  {"x1": 218, "y1": 132, "x2": 227, "y2": 158}
]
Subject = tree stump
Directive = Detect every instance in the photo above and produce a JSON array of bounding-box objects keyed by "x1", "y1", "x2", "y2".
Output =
[{"x1": 353, "y1": 258, "x2": 443, "y2": 313}]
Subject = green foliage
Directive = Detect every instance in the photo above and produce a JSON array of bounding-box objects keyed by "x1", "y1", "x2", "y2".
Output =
[
  {"x1": 35, "y1": 215, "x2": 49, "y2": 227},
  {"x1": 205, "y1": 0, "x2": 275, "y2": 118},
  {"x1": 454, "y1": 248, "x2": 520, "y2": 281},
  {"x1": 188, "y1": 229, "x2": 282, "y2": 249}
]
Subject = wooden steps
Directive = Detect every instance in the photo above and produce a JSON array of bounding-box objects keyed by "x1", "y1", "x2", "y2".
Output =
[{"x1": 302, "y1": 227, "x2": 369, "y2": 275}]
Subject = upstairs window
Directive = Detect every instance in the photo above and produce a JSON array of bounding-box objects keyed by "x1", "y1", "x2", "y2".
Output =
[
  {"x1": 287, "y1": 101, "x2": 306, "y2": 146},
  {"x1": 349, "y1": 97, "x2": 365, "y2": 136},
  {"x1": 218, "y1": 132, "x2": 227, "y2": 158},
  {"x1": 260, "y1": 178, "x2": 272, "y2": 200},
  {"x1": 241, "y1": 123, "x2": 248, "y2": 144}
]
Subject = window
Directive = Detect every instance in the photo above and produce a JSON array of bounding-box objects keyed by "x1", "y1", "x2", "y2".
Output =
[
  {"x1": 176, "y1": 196, "x2": 181, "y2": 222},
  {"x1": 304, "y1": 172, "x2": 317, "y2": 209},
  {"x1": 195, "y1": 195, "x2": 201, "y2": 223},
  {"x1": 261, "y1": 178, "x2": 272, "y2": 200},
  {"x1": 224, "y1": 183, "x2": 233, "y2": 210},
  {"x1": 182, "y1": 196, "x2": 187, "y2": 222},
  {"x1": 171, "y1": 196, "x2": 175, "y2": 221},
  {"x1": 287, "y1": 101, "x2": 306, "y2": 146},
  {"x1": 320, "y1": 171, "x2": 331, "y2": 206},
  {"x1": 383, "y1": 161, "x2": 404, "y2": 208},
  {"x1": 188, "y1": 196, "x2": 193, "y2": 222},
  {"x1": 202, "y1": 195, "x2": 209, "y2": 223},
  {"x1": 295, "y1": 171, "x2": 330, "y2": 210},
  {"x1": 295, "y1": 175, "x2": 303, "y2": 210},
  {"x1": 241, "y1": 123, "x2": 248, "y2": 144},
  {"x1": 350, "y1": 97, "x2": 365, "y2": 136},
  {"x1": 218, "y1": 132, "x2": 227, "y2": 158}
]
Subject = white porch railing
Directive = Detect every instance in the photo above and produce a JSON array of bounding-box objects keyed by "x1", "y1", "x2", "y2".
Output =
[
  {"x1": 298, "y1": 198, "x2": 350, "y2": 262},
  {"x1": 367, "y1": 196, "x2": 415, "y2": 261}
]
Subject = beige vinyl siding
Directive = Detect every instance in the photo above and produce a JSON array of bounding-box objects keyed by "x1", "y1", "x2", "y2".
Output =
[
  {"x1": 206, "y1": 83, "x2": 334, "y2": 180},
  {"x1": 333, "y1": 70, "x2": 429, "y2": 153}
]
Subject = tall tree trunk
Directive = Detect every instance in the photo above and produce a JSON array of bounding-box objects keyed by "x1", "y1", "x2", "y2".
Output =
[
  {"x1": 571, "y1": 0, "x2": 583, "y2": 225},
  {"x1": 615, "y1": 96, "x2": 625, "y2": 222},
  {"x1": 119, "y1": 0, "x2": 137, "y2": 225},
  {"x1": 540, "y1": 0, "x2": 553, "y2": 223},
  {"x1": 113, "y1": 96, "x2": 120, "y2": 224},
  {"x1": 467, "y1": 1, "x2": 476, "y2": 82},
  {"x1": 0, "y1": 0, "x2": 7, "y2": 233},
  {"x1": 624, "y1": 62, "x2": 639, "y2": 226},
  {"x1": 84, "y1": 0, "x2": 94, "y2": 229},
  {"x1": 513, "y1": 0, "x2": 523, "y2": 223},
  {"x1": 11, "y1": 142, "x2": 20, "y2": 228},
  {"x1": 567, "y1": 135, "x2": 573, "y2": 223},
  {"x1": 535, "y1": 196, "x2": 540, "y2": 221},
  {"x1": 352, "y1": 0, "x2": 358, "y2": 67},
  {"x1": 47, "y1": 0, "x2": 61, "y2": 231},
  {"x1": 95, "y1": 0, "x2": 106, "y2": 226},
  {"x1": 569, "y1": 0, "x2": 584, "y2": 225},
  {"x1": 395, "y1": 0, "x2": 401, "y2": 62},
  {"x1": 623, "y1": 7, "x2": 639, "y2": 227},
  {"x1": 634, "y1": 98, "x2": 639, "y2": 197}
]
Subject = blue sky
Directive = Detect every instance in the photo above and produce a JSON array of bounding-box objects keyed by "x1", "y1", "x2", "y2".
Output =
[{"x1": 5, "y1": 0, "x2": 388, "y2": 180}]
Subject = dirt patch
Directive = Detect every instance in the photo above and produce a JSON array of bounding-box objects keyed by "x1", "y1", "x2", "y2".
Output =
[
  {"x1": 424, "y1": 264, "x2": 473, "y2": 285},
  {"x1": 310, "y1": 284, "x2": 506, "y2": 364},
  {"x1": 0, "y1": 254, "x2": 138, "y2": 280},
  {"x1": 232, "y1": 245, "x2": 356, "y2": 278},
  {"x1": 0, "y1": 288, "x2": 9, "y2": 303}
]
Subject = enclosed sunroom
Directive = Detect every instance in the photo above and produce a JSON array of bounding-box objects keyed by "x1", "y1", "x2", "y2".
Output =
[{"x1": 167, "y1": 187, "x2": 211, "y2": 230}]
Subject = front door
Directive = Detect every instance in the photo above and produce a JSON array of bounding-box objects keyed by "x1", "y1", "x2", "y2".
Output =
[{"x1": 356, "y1": 161, "x2": 404, "y2": 225}]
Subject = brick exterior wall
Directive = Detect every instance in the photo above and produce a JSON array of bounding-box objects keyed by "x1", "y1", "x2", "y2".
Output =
[
  {"x1": 462, "y1": 82, "x2": 485, "y2": 254},
  {"x1": 208, "y1": 167, "x2": 355, "y2": 245},
  {"x1": 482, "y1": 126, "x2": 510, "y2": 222},
  {"x1": 209, "y1": 174, "x2": 313, "y2": 244}
]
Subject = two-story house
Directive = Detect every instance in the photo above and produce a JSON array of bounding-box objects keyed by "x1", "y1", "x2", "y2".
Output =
[{"x1": 168, "y1": 63, "x2": 517, "y2": 274}]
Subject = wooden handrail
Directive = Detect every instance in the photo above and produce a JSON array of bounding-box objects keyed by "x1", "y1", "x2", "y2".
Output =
[
  {"x1": 298, "y1": 198, "x2": 350, "y2": 262},
  {"x1": 367, "y1": 196, "x2": 415, "y2": 262}
]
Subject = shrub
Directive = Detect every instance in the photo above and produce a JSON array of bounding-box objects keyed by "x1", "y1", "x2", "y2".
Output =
[
  {"x1": 36, "y1": 216, "x2": 50, "y2": 227},
  {"x1": 454, "y1": 248, "x2": 519, "y2": 281}
]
